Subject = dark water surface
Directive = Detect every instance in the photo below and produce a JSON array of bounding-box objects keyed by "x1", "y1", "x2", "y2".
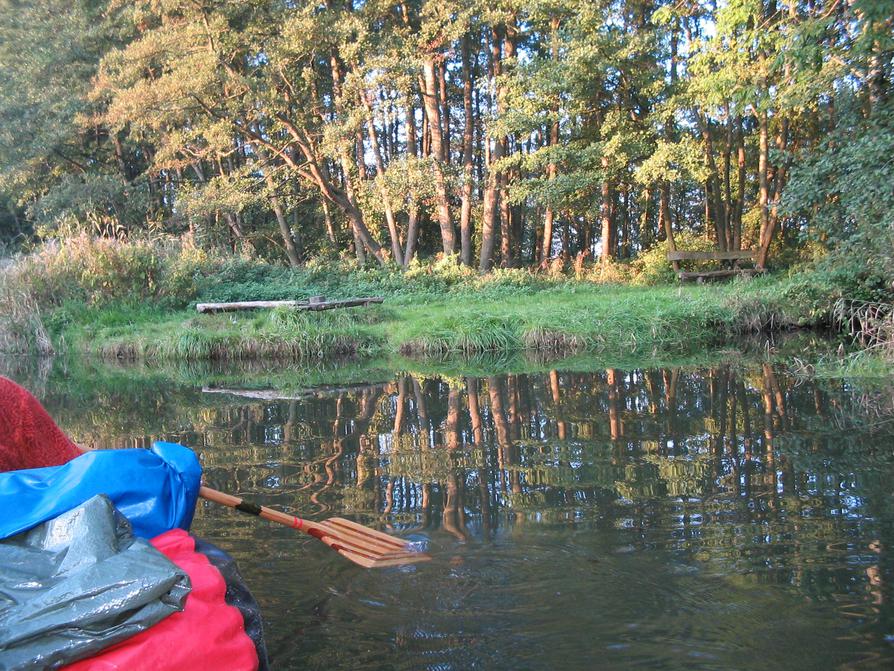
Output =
[{"x1": 6, "y1": 358, "x2": 894, "y2": 669}]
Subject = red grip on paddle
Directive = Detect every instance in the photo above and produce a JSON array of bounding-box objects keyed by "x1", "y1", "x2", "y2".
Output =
[{"x1": 292, "y1": 516, "x2": 302, "y2": 530}]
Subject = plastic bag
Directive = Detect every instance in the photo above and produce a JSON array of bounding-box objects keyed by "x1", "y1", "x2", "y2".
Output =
[{"x1": 0, "y1": 495, "x2": 190, "y2": 670}]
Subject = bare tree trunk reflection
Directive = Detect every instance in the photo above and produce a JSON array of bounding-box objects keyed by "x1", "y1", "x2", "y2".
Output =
[
  {"x1": 393, "y1": 376, "x2": 407, "y2": 438},
  {"x1": 488, "y1": 377, "x2": 511, "y2": 495},
  {"x1": 549, "y1": 370, "x2": 567, "y2": 440},
  {"x1": 467, "y1": 377, "x2": 492, "y2": 537},
  {"x1": 466, "y1": 378, "x2": 484, "y2": 445},
  {"x1": 761, "y1": 364, "x2": 776, "y2": 473},
  {"x1": 442, "y1": 388, "x2": 467, "y2": 541},
  {"x1": 607, "y1": 369, "x2": 621, "y2": 441}
]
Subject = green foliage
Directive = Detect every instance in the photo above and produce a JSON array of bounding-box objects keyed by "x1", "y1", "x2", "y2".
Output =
[
  {"x1": 2, "y1": 0, "x2": 891, "y2": 362},
  {"x1": 399, "y1": 310, "x2": 524, "y2": 356},
  {"x1": 87, "y1": 306, "x2": 381, "y2": 362},
  {"x1": 2, "y1": 0, "x2": 890, "y2": 275},
  {"x1": 784, "y1": 95, "x2": 894, "y2": 304},
  {"x1": 7, "y1": 224, "x2": 888, "y2": 364},
  {"x1": 28, "y1": 174, "x2": 152, "y2": 238}
]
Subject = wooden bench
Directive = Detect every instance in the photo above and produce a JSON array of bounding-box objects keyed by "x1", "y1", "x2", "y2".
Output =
[{"x1": 666, "y1": 250, "x2": 764, "y2": 282}]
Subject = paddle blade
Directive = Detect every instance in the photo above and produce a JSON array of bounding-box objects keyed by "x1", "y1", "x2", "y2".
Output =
[{"x1": 312, "y1": 518, "x2": 431, "y2": 568}]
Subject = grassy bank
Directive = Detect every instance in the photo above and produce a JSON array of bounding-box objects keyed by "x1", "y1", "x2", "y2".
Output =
[
  {"x1": 54, "y1": 276, "x2": 840, "y2": 363},
  {"x1": 0, "y1": 236, "x2": 878, "y2": 365}
]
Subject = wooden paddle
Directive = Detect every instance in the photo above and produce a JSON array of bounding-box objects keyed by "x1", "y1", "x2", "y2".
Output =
[{"x1": 198, "y1": 486, "x2": 431, "y2": 568}]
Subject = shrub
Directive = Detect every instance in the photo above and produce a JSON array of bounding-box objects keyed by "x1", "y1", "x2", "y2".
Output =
[
  {"x1": 158, "y1": 242, "x2": 213, "y2": 306},
  {"x1": 403, "y1": 254, "x2": 476, "y2": 288},
  {"x1": 584, "y1": 260, "x2": 633, "y2": 285},
  {"x1": 14, "y1": 235, "x2": 163, "y2": 307}
]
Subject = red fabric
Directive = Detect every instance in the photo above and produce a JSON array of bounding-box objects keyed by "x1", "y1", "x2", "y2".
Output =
[
  {"x1": 64, "y1": 529, "x2": 259, "y2": 671},
  {"x1": 0, "y1": 375, "x2": 82, "y2": 472}
]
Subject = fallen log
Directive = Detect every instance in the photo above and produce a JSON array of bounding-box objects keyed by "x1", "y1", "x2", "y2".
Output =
[{"x1": 196, "y1": 297, "x2": 384, "y2": 314}]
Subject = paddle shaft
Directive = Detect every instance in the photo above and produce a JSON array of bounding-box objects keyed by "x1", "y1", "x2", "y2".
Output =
[{"x1": 198, "y1": 485, "x2": 324, "y2": 536}]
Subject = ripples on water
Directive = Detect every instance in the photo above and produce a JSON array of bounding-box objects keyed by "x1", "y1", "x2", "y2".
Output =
[{"x1": 6, "y1": 359, "x2": 894, "y2": 669}]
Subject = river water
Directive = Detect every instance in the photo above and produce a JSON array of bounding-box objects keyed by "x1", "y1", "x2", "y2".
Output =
[{"x1": 5, "y1": 357, "x2": 894, "y2": 669}]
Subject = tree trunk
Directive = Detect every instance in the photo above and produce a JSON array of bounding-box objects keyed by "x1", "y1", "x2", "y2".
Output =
[
  {"x1": 639, "y1": 188, "x2": 652, "y2": 250},
  {"x1": 459, "y1": 36, "x2": 475, "y2": 267},
  {"x1": 404, "y1": 100, "x2": 420, "y2": 265},
  {"x1": 734, "y1": 116, "x2": 745, "y2": 251},
  {"x1": 361, "y1": 88, "x2": 403, "y2": 265},
  {"x1": 479, "y1": 27, "x2": 504, "y2": 272},
  {"x1": 439, "y1": 60, "x2": 450, "y2": 162},
  {"x1": 699, "y1": 113, "x2": 727, "y2": 251},
  {"x1": 659, "y1": 182, "x2": 679, "y2": 273},
  {"x1": 620, "y1": 185, "x2": 630, "y2": 258},
  {"x1": 257, "y1": 146, "x2": 301, "y2": 267},
  {"x1": 269, "y1": 181, "x2": 301, "y2": 267},
  {"x1": 759, "y1": 115, "x2": 789, "y2": 268},
  {"x1": 497, "y1": 24, "x2": 517, "y2": 267},
  {"x1": 321, "y1": 198, "x2": 336, "y2": 244},
  {"x1": 541, "y1": 205, "x2": 556, "y2": 265},
  {"x1": 600, "y1": 156, "x2": 613, "y2": 265},
  {"x1": 326, "y1": 52, "x2": 386, "y2": 265},
  {"x1": 478, "y1": 156, "x2": 501, "y2": 272},
  {"x1": 722, "y1": 110, "x2": 734, "y2": 251},
  {"x1": 499, "y1": 171, "x2": 513, "y2": 266},
  {"x1": 662, "y1": 18, "x2": 680, "y2": 273},
  {"x1": 422, "y1": 57, "x2": 455, "y2": 256},
  {"x1": 540, "y1": 17, "x2": 561, "y2": 266},
  {"x1": 757, "y1": 109, "x2": 770, "y2": 268}
]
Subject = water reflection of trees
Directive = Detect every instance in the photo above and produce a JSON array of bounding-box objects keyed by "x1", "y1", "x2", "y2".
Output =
[
  {"x1": 12, "y1": 359, "x2": 890, "y2": 612},
  {"x1": 194, "y1": 367, "x2": 891, "y2": 608}
]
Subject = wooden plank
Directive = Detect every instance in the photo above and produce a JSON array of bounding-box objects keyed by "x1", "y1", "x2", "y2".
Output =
[
  {"x1": 678, "y1": 268, "x2": 765, "y2": 282},
  {"x1": 666, "y1": 250, "x2": 757, "y2": 262},
  {"x1": 196, "y1": 297, "x2": 383, "y2": 313}
]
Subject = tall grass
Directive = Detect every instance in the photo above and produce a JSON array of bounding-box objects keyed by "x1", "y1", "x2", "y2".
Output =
[
  {"x1": 89, "y1": 307, "x2": 382, "y2": 361},
  {"x1": 0, "y1": 269, "x2": 53, "y2": 354},
  {"x1": 399, "y1": 312, "x2": 523, "y2": 355}
]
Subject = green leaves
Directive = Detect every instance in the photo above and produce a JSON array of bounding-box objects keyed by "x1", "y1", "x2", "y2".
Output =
[{"x1": 0, "y1": 0, "x2": 890, "y2": 281}]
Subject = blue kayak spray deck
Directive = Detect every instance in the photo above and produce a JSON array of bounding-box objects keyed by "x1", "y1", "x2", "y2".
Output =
[{"x1": 0, "y1": 442, "x2": 202, "y2": 540}]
